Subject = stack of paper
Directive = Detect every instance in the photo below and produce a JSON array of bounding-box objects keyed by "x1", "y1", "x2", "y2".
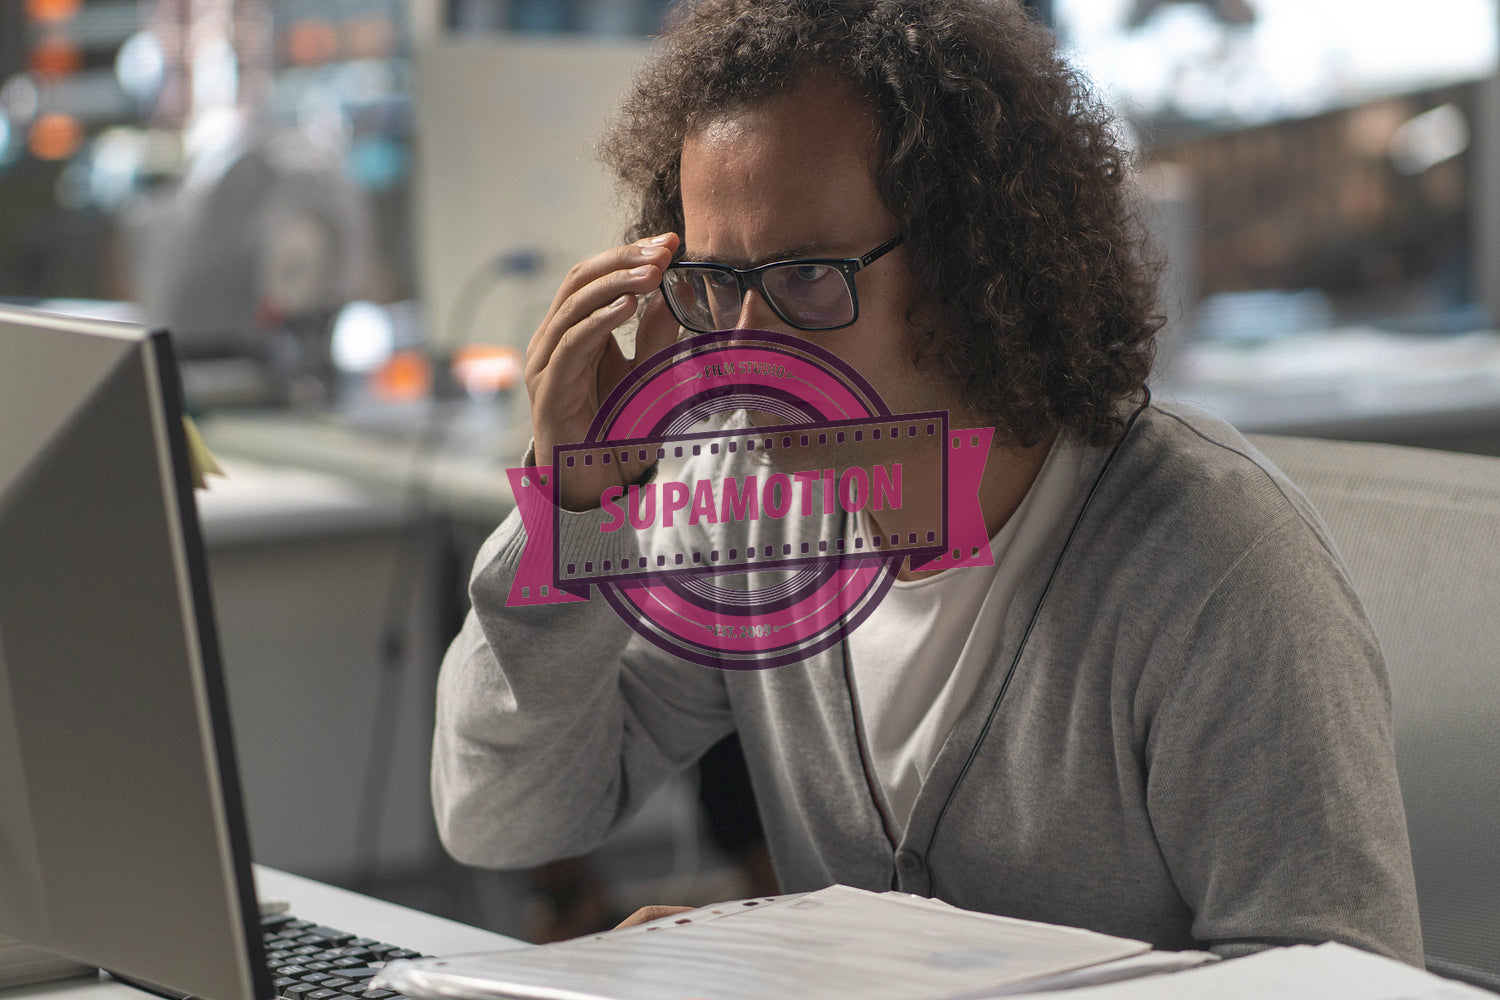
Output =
[
  {"x1": 376, "y1": 885, "x2": 1202, "y2": 1000},
  {"x1": 0, "y1": 935, "x2": 95, "y2": 990}
]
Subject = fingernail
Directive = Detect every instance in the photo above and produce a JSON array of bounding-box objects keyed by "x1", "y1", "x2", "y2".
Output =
[
  {"x1": 611, "y1": 294, "x2": 633, "y2": 308},
  {"x1": 629, "y1": 263, "x2": 654, "y2": 276},
  {"x1": 646, "y1": 233, "x2": 673, "y2": 244}
]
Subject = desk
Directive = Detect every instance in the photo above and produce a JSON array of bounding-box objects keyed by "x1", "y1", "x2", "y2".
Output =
[
  {"x1": 10, "y1": 878, "x2": 1490, "y2": 1000},
  {"x1": 199, "y1": 407, "x2": 522, "y2": 527},
  {"x1": 250, "y1": 866, "x2": 525, "y2": 956},
  {"x1": 6, "y1": 869, "x2": 524, "y2": 1000}
]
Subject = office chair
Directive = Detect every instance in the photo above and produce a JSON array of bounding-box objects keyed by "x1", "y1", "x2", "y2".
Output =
[{"x1": 1247, "y1": 433, "x2": 1500, "y2": 991}]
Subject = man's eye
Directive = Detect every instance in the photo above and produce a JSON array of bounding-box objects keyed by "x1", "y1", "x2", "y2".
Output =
[
  {"x1": 792, "y1": 264, "x2": 830, "y2": 283},
  {"x1": 704, "y1": 270, "x2": 738, "y2": 288}
]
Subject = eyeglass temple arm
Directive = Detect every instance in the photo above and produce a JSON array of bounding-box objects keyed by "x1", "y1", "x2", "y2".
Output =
[{"x1": 858, "y1": 234, "x2": 906, "y2": 267}]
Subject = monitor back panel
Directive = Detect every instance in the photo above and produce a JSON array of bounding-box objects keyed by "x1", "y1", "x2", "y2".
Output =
[{"x1": 0, "y1": 308, "x2": 266, "y2": 1000}]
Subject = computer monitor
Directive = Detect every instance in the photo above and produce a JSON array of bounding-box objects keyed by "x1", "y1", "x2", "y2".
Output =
[{"x1": 0, "y1": 304, "x2": 271, "y2": 1000}]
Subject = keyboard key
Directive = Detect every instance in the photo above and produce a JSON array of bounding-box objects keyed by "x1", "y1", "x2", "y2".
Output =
[
  {"x1": 360, "y1": 991, "x2": 395, "y2": 999},
  {"x1": 334, "y1": 968, "x2": 380, "y2": 981},
  {"x1": 383, "y1": 951, "x2": 421, "y2": 961},
  {"x1": 318, "y1": 978, "x2": 352, "y2": 989},
  {"x1": 303, "y1": 962, "x2": 334, "y2": 971},
  {"x1": 304, "y1": 990, "x2": 342, "y2": 1000},
  {"x1": 267, "y1": 950, "x2": 294, "y2": 962},
  {"x1": 331, "y1": 958, "x2": 365, "y2": 969},
  {"x1": 276, "y1": 965, "x2": 309, "y2": 977},
  {"x1": 285, "y1": 920, "x2": 314, "y2": 930},
  {"x1": 298, "y1": 973, "x2": 332, "y2": 985},
  {"x1": 280, "y1": 984, "x2": 320, "y2": 1000},
  {"x1": 262, "y1": 913, "x2": 297, "y2": 931},
  {"x1": 273, "y1": 978, "x2": 299, "y2": 991},
  {"x1": 309, "y1": 927, "x2": 356, "y2": 944},
  {"x1": 340, "y1": 986, "x2": 370, "y2": 996}
]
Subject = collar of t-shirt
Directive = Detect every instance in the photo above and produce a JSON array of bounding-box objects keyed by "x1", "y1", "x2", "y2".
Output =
[{"x1": 846, "y1": 435, "x2": 1093, "y2": 833}]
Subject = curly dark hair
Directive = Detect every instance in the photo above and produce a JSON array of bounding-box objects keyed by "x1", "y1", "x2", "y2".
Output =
[{"x1": 599, "y1": 0, "x2": 1162, "y2": 447}]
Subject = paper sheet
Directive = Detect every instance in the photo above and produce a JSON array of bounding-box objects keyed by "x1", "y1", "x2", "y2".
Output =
[{"x1": 377, "y1": 885, "x2": 1150, "y2": 1000}]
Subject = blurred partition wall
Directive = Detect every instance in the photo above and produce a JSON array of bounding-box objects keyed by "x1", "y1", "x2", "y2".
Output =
[{"x1": 411, "y1": 37, "x2": 648, "y2": 355}]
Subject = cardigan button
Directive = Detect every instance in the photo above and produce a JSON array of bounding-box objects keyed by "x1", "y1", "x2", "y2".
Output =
[{"x1": 895, "y1": 850, "x2": 923, "y2": 876}]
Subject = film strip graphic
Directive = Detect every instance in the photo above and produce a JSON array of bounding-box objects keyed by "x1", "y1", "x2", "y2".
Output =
[
  {"x1": 553, "y1": 414, "x2": 944, "y2": 589},
  {"x1": 514, "y1": 412, "x2": 995, "y2": 597}
]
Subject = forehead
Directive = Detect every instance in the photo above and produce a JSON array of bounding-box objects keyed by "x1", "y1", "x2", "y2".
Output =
[{"x1": 679, "y1": 73, "x2": 892, "y2": 261}]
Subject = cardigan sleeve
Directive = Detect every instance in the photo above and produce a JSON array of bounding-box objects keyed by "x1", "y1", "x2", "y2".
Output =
[
  {"x1": 1143, "y1": 512, "x2": 1423, "y2": 965},
  {"x1": 431, "y1": 505, "x2": 734, "y2": 869}
]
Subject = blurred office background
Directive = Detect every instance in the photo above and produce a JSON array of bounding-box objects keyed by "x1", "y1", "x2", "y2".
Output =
[{"x1": 1, "y1": 0, "x2": 1497, "y2": 942}]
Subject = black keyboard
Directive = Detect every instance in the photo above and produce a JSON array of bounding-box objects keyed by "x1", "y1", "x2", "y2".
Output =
[{"x1": 261, "y1": 912, "x2": 426, "y2": 1000}]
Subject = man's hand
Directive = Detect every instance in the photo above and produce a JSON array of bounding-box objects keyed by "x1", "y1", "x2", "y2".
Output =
[
  {"x1": 613, "y1": 904, "x2": 695, "y2": 930},
  {"x1": 525, "y1": 233, "x2": 683, "y2": 511}
]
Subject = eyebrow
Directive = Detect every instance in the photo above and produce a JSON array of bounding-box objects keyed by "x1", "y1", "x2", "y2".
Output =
[{"x1": 680, "y1": 243, "x2": 852, "y2": 267}]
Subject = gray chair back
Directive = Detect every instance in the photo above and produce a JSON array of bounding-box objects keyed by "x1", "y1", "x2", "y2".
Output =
[{"x1": 1248, "y1": 433, "x2": 1500, "y2": 989}]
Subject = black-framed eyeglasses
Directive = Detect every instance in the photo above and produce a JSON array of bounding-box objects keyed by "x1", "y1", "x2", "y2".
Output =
[{"x1": 659, "y1": 234, "x2": 905, "y2": 334}]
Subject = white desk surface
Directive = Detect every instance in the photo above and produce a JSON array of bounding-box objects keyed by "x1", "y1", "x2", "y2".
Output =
[
  {"x1": 4, "y1": 868, "x2": 523, "y2": 1000},
  {"x1": 194, "y1": 459, "x2": 417, "y2": 546},
  {"x1": 200, "y1": 409, "x2": 521, "y2": 527},
  {"x1": 251, "y1": 866, "x2": 524, "y2": 957}
]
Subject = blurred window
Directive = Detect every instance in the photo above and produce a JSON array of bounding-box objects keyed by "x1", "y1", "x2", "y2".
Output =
[{"x1": 1056, "y1": 0, "x2": 1500, "y2": 338}]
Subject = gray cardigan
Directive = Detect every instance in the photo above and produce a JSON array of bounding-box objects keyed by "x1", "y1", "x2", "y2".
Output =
[{"x1": 432, "y1": 401, "x2": 1423, "y2": 965}]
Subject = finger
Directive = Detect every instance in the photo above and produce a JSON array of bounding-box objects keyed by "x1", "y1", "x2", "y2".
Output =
[
  {"x1": 632, "y1": 289, "x2": 681, "y2": 366},
  {"x1": 613, "y1": 904, "x2": 694, "y2": 930},
  {"x1": 596, "y1": 321, "x2": 633, "y2": 404},
  {"x1": 530, "y1": 235, "x2": 677, "y2": 366},
  {"x1": 540, "y1": 293, "x2": 639, "y2": 391},
  {"x1": 539, "y1": 233, "x2": 675, "y2": 320},
  {"x1": 526, "y1": 232, "x2": 679, "y2": 378},
  {"x1": 527, "y1": 264, "x2": 662, "y2": 385}
]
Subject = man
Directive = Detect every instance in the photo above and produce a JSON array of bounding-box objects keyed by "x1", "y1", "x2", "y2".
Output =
[{"x1": 433, "y1": 0, "x2": 1423, "y2": 964}]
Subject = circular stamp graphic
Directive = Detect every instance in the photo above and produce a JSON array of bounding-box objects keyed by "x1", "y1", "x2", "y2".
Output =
[{"x1": 507, "y1": 330, "x2": 993, "y2": 669}]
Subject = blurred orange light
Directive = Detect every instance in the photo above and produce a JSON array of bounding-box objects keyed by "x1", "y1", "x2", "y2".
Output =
[
  {"x1": 28, "y1": 113, "x2": 82, "y2": 160},
  {"x1": 343, "y1": 17, "x2": 396, "y2": 59},
  {"x1": 453, "y1": 344, "x2": 523, "y2": 395},
  {"x1": 25, "y1": 0, "x2": 81, "y2": 24},
  {"x1": 284, "y1": 20, "x2": 341, "y2": 67},
  {"x1": 372, "y1": 350, "x2": 433, "y2": 402},
  {"x1": 29, "y1": 37, "x2": 82, "y2": 78}
]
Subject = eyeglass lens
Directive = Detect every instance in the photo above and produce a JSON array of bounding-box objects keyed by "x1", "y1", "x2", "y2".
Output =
[{"x1": 663, "y1": 263, "x2": 854, "y2": 332}]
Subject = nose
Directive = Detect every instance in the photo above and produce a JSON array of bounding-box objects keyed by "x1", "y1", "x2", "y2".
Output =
[{"x1": 733, "y1": 289, "x2": 785, "y2": 335}]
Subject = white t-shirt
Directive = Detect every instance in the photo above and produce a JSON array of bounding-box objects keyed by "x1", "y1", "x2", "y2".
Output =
[{"x1": 847, "y1": 437, "x2": 1092, "y2": 832}]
